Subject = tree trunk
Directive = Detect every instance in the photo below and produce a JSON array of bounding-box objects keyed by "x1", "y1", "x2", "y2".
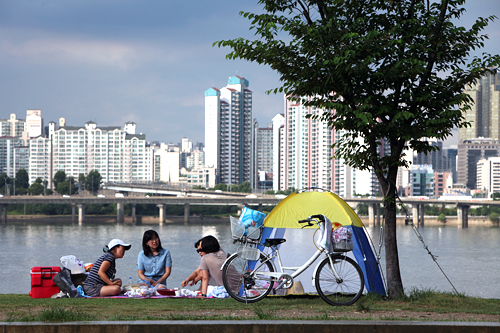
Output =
[{"x1": 384, "y1": 192, "x2": 404, "y2": 298}]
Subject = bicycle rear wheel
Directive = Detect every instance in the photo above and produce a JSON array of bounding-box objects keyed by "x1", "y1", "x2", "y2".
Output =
[
  {"x1": 315, "y1": 255, "x2": 364, "y2": 306},
  {"x1": 222, "y1": 253, "x2": 274, "y2": 303}
]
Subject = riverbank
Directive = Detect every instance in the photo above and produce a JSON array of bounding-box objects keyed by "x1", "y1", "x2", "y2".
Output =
[
  {"x1": 1, "y1": 215, "x2": 228, "y2": 224},
  {"x1": 1, "y1": 292, "x2": 499, "y2": 322},
  {"x1": 2, "y1": 214, "x2": 497, "y2": 227}
]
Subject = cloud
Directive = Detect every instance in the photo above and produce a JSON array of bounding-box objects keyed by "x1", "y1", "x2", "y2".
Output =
[{"x1": 0, "y1": 34, "x2": 138, "y2": 70}]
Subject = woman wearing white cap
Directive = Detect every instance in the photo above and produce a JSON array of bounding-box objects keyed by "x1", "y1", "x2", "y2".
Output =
[{"x1": 83, "y1": 239, "x2": 131, "y2": 297}]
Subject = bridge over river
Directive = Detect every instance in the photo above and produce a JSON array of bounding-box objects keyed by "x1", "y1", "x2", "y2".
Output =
[{"x1": 1, "y1": 191, "x2": 498, "y2": 227}]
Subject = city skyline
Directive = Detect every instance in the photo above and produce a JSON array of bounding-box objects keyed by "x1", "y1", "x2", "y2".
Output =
[{"x1": 0, "y1": 0, "x2": 499, "y2": 144}]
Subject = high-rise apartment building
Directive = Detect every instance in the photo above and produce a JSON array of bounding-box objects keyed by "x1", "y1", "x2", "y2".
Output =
[
  {"x1": 434, "y1": 171, "x2": 453, "y2": 197},
  {"x1": 29, "y1": 136, "x2": 51, "y2": 185},
  {"x1": 459, "y1": 72, "x2": 500, "y2": 141},
  {"x1": 49, "y1": 121, "x2": 153, "y2": 186},
  {"x1": 26, "y1": 110, "x2": 43, "y2": 138},
  {"x1": 280, "y1": 96, "x2": 335, "y2": 191},
  {"x1": 153, "y1": 144, "x2": 180, "y2": 183},
  {"x1": 477, "y1": 157, "x2": 500, "y2": 197},
  {"x1": 414, "y1": 140, "x2": 447, "y2": 171},
  {"x1": 186, "y1": 150, "x2": 204, "y2": 170},
  {"x1": 275, "y1": 97, "x2": 378, "y2": 197},
  {"x1": 205, "y1": 76, "x2": 253, "y2": 185},
  {"x1": 457, "y1": 138, "x2": 500, "y2": 190},
  {"x1": 411, "y1": 165, "x2": 435, "y2": 197},
  {"x1": 0, "y1": 137, "x2": 26, "y2": 178},
  {"x1": 1, "y1": 110, "x2": 43, "y2": 145},
  {"x1": 272, "y1": 114, "x2": 285, "y2": 191},
  {"x1": 254, "y1": 122, "x2": 273, "y2": 189},
  {"x1": 181, "y1": 137, "x2": 193, "y2": 152},
  {"x1": 0, "y1": 114, "x2": 26, "y2": 137}
]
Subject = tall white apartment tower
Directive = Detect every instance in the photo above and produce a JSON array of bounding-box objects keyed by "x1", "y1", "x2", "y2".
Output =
[
  {"x1": 281, "y1": 96, "x2": 335, "y2": 191},
  {"x1": 272, "y1": 114, "x2": 285, "y2": 191},
  {"x1": 205, "y1": 76, "x2": 253, "y2": 185}
]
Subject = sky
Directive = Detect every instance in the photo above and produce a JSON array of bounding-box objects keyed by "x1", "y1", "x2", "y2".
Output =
[{"x1": 0, "y1": 0, "x2": 499, "y2": 146}]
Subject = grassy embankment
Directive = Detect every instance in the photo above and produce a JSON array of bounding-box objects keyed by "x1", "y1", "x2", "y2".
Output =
[{"x1": 2, "y1": 289, "x2": 499, "y2": 322}]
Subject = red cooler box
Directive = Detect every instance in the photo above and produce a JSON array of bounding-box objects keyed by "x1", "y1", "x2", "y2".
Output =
[{"x1": 29, "y1": 266, "x2": 61, "y2": 298}]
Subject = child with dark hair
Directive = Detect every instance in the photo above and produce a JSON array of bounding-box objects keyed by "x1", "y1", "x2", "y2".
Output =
[
  {"x1": 83, "y1": 239, "x2": 131, "y2": 297},
  {"x1": 136, "y1": 230, "x2": 172, "y2": 288}
]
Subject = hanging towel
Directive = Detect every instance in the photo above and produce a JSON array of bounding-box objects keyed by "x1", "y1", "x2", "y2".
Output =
[{"x1": 316, "y1": 215, "x2": 333, "y2": 253}]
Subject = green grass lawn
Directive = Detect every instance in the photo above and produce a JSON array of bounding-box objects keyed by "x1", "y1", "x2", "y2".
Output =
[{"x1": 2, "y1": 290, "x2": 500, "y2": 322}]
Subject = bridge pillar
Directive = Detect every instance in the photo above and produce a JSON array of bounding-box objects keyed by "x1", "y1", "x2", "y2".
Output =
[
  {"x1": 258, "y1": 203, "x2": 263, "y2": 212},
  {"x1": 158, "y1": 204, "x2": 165, "y2": 225},
  {"x1": 184, "y1": 203, "x2": 190, "y2": 224},
  {"x1": 412, "y1": 205, "x2": 419, "y2": 225},
  {"x1": 117, "y1": 202, "x2": 124, "y2": 224},
  {"x1": 77, "y1": 204, "x2": 85, "y2": 225},
  {"x1": 375, "y1": 203, "x2": 381, "y2": 225},
  {"x1": 71, "y1": 203, "x2": 76, "y2": 224},
  {"x1": 419, "y1": 203, "x2": 425, "y2": 227},
  {"x1": 131, "y1": 204, "x2": 137, "y2": 225},
  {"x1": 368, "y1": 204, "x2": 374, "y2": 224},
  {"x1": 1, "y1": 205, "x2": 7, "y2": 225},
  {"x1": 458, "y1": 204, "x2": 469, "y2": 228}
]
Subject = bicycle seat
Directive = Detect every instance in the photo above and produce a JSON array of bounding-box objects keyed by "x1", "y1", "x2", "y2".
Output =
[{"x1": 263, "y1": 238, "x2": 286, "y2": 247}]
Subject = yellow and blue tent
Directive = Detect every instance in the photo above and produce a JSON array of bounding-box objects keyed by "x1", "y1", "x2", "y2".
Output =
[{"x1": 262, "y1": 191, "x2": 386, "y2": 295}]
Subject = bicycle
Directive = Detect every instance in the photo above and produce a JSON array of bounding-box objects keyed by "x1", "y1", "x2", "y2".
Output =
[{"x1": 221, "y1": 214, "x2": 365, "y2": 306}]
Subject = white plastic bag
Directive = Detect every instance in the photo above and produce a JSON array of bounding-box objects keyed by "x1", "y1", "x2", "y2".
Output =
[{"x1": 60, "y1": 255, "x2": 86, "y2": 274}]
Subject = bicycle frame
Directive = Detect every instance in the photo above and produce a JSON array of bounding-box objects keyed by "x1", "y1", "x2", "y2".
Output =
[
  {"x1": 222, "y1": 217, "x2": 346, "y2": 290},
  {"x1": 258, "y1": 246, "x2": 323, "y2": 279},
  {"x1": 243, "y1": 245, "x2": 344, "y2": 290}
]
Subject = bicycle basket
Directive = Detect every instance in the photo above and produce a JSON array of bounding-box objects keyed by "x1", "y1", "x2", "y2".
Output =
[
  {"x1": 237, "y1": 245, "x2": 261, "y2": 261},
  {"x1": 246, "y1": 225, "x2": 262, "y2": 240},
  {"x1": 230, "y1": 216, "x2": 246, "y2": 239},
  {"x1": 230, "y1": 216, "x2": 263, "y2": 241},
  {"x1": 332, "y1": 239, "x2": 353, "y2": 252}
]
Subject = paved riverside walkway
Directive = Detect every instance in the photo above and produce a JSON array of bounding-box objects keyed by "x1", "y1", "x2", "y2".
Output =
[{"x1": 2, "y1": 320, "x2": 500, "y2": 333}]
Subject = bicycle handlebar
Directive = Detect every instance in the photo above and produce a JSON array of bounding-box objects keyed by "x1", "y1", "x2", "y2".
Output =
[
  {"x1": 298, "y1": 215, "x2": 325, "y2": 228},
  {"x1": 310, "y1": 214, "x2": 324, "y2": 221}
]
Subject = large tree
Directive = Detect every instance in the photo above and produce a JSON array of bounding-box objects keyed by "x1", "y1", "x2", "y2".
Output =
[
  {"x1": 15, "y1": 169, "x2": 29, "y2": 190},
  {"x1": 216, "y1": 0, "x2": 500, "y2": 297},
  {"x1": 53, "y1": 170, "x2": 67, "y2": 189},
  {"x1": 85, "y1": 170, "x2": 102, "y2": 195}
]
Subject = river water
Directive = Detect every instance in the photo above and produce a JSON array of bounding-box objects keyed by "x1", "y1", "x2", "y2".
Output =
[{"x1": 1, "y1": 221, "x2": 499, "y2": 298}]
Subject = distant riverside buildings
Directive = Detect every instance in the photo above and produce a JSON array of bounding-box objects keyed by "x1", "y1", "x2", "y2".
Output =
[
  {"x1": 10, "y1": 73, "x2": 500, "y2": 197},
  {"x1": 2, "y1": 109, "x2": 210, "y2": 192},
  {"x1": 42, "y1": 120, "x2": 153, "y2": 187},
  {"x1": 205, "y1": 75, "x2": 253, "y2": 186}
]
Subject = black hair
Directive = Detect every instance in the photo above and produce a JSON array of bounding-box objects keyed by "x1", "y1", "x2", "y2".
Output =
[
  {"x1": 198, "y1": 235, "x2": 220, "y2": 254},
  {"x1": 142, "y1": 230, "x2": 163, "y2": 256}
]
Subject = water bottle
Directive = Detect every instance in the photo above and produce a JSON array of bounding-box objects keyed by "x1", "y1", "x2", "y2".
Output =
[{"x1": 129, "y1": 277, "x2": 133, "y2": 287}]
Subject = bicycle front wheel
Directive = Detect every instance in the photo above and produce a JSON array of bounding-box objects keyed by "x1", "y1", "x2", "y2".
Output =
[
  {"x1": 315, "y1": 255, "x2": 364, "y2": 306},
  {"x1": 222, "y1": 253, "x2": 274, "y2": 303}
]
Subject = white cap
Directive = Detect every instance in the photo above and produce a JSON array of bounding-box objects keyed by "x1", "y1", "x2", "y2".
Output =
[{"x1": 107, "y1": 239, "x2": 131, "y2": 251}]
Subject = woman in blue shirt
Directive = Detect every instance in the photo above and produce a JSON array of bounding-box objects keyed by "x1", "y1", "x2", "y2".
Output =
[{"x1": 137, "y1": 230, "x2": 172, "y2": 288}]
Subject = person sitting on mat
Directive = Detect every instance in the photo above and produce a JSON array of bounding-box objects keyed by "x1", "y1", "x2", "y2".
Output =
[
  {"x1": 83, "y1": 239, "x2": 131, "y2": 297},
  {"x1": 136, "y1": 229, "x2": 172, "y2": 288}
]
